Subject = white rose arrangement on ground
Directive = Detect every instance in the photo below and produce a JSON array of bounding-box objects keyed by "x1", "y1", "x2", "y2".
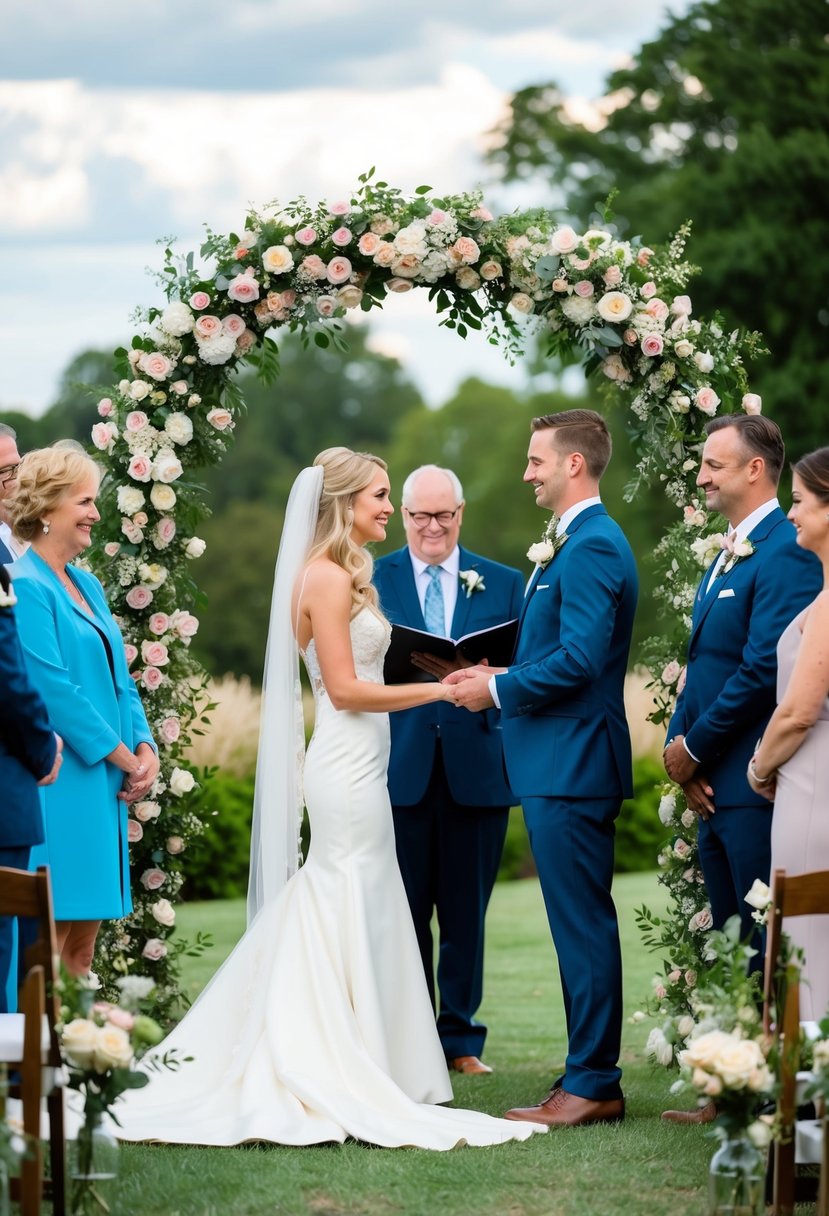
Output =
[{"x1": 83, "y1": 171, "x2": 765, "y2": 1025}]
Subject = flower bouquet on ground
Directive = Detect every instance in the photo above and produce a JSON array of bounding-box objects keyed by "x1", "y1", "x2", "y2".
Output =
[{"x1": 58, "y1": 972, "x2": 184, "y2": 1214}]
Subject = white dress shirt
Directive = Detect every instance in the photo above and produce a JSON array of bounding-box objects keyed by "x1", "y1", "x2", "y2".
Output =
[
  {"x1": 703, "y1": 497, "x2": 779, "y2": 594},
  {"x1": 0, "y1": 520, "x2": 27, "y2": 559},
  {"x1": 409, "y1": 545, "x2": 460, "y2": 638}
]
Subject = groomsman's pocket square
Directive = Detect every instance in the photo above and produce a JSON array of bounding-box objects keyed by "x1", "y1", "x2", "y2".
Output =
[{"x1": 717, "y1": 588, "x2": 736, "y2": 598}]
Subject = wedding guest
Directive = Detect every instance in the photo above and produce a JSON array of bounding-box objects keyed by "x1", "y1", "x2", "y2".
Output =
[
  {"x1": 0, "y1": 563, "x2": 62, "y2": 1011},
  {"x1": 374, "y1": 465, "x2": 524, "y2": 1074},
  {"x1": 6, "y1": 441, "x2": 158, "y2": 976},
  {"x1": 749, "y1": 446, "x2": 829, "y2": 1021},
  {"x1": 446, "y1": 411, "x2": 637, "y2": 1127},
  {"x1": 0, "y1": 423, "x2": 25, "y2": 563},
  {"x1": 662, "y1": 414, "x2": 821, "y2": 1125}
]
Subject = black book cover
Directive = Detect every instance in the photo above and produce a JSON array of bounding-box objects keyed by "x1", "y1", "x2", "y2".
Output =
[{"x1": 383, "y1": 618, "x2": 518, "y2": 684}]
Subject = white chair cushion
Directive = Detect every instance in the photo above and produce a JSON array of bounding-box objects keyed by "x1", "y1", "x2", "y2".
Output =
[{"x1": 0, "y1": 1011, "x2": 51, "y2": 1060}]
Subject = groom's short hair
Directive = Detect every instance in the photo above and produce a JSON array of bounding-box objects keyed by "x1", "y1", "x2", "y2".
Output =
[
  {"x1": 705, "y1": 414, "x2": 785, "y2": 486},
  {"x1": 532, "y1": 410, "x2": 612, "y2": 480}
]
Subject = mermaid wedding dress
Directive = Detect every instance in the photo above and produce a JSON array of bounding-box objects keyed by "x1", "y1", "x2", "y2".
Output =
[{"x1": 115, "y1": 607, "x2": 545, "y2": 1149}]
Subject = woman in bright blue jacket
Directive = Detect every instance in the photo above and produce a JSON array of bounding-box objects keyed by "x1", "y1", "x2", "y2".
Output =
[{"x1": 7, "y1": 442, "x2": 158, "y2": 975}]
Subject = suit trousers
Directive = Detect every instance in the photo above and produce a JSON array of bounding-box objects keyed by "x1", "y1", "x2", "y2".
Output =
[
  {"x1": 0, "y1": 844, "x2": 30, "y2": 1013},
  {"x1": 522, "y1": 794, "x2": 624, "y2": 1101},
  {"x1": 697, "y1": 803, "x2": 772, "y2": 968},
  {"x1": 391, "y1": 743, "x2": 509, "y2": 1060}
]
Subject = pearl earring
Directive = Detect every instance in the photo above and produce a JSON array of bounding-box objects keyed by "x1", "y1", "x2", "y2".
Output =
[{"x1": 42, "y1": 521, "x2": 50, "y2": 535}]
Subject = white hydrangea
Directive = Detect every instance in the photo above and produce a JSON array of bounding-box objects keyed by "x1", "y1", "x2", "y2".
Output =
[{"x1": 160, "y1": 301, "x2": 195, "y2": 337}]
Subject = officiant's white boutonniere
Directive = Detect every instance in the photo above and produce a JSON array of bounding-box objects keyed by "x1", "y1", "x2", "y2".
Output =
[
  {"x1": 526, "y1": 517, "x2": 569, "y2": 568},
  {"x1": 717, "y1": 534, "x2": 755, "y2": 578},
  {"x1": 0, "y1": 582, "x2": 17, "y2": 608},
  {"x1": 458, "y1": 569, "x2": 485, "y2": 598}
]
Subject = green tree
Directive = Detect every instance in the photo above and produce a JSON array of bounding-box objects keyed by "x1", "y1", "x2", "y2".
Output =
[{"x1": 489, "y1": 0, "x2": 829, "y2": 454}]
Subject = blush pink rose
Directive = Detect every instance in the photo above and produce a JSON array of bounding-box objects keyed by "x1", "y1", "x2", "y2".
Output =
[
  {"x1": 170, "y1": 380, "x2": 188, "y2": 396},
  {"x1": 235, "y1": 329, "x2": 256, "y2": 353},
  {"x1": 451, "y1": 236, "x2": 480, "y2": 265},
  {"x1": 623, "y1": 329, "x2": 638, "y2": 346},
  {"x1": 640, "y1": 281, "x2": 657, "y2": 299},
  {"x1": 300, "y1": 255, "x2": 327, "y2": 280},
  {"x1": 551, "y1": 225, "x2": 579, "y2": 255},
  {"x1": 671, "y1": 295, "x2": 693, "y2": 316},
  {"x1": 385, "y1": 278, "x2": 413, "y2": 294},
  {"x1": 127, "y1": 819, "x2": 144, "y2": 843},
  {"x1": 695, "y1": 386, "x2": 721, "y2": 416},
  {"x1": 189, "y1": 291, "x2": 211, "y2": 310},
  {"x1": 97, "y1": 398, "x2": 114, "y2": 417},
  {"x1": 328, "y1": 200, "x2": 349, "y2": 216},
  {"x1": 160, "y1": 716, "x2": 180, "y2": 744},
  {"x1": 141, "y1": 665, "x2": 164, "y2": 690},
  {"x1": 133, "y1": 511, "x2": 148, "y2": 527},
  {"x1": 140, "y1": 868, "x2": 167, "y2": 891},
  {"x1": 142, "y1": 938, "x2": 167, "y2": 961},
  {"x1": 126, "y1": 411, "x2": 149, "y2": 432},
  {"x1": 124, "y1": 643, "x2": 139, "y2": 666},
  {"x1": 331, "y1": 226, "x2": 352, "y2": 247},
  {"x1": 106, "y1": 1007, "x2": 135, "y2": 1031},
  {"x1": 742, "y1": 392, "x2": 762, "y2": 415},
  {"x1": 156, "y1": 517, "x2": 177, "y2": 545},
  {"x1": 470, "y1": 206, "x2": 493, "y2": 221},
  {"x1": 427, "y1": 209, "x2": 447, "y2": 225},
  {"x1": 140, "y1": 352, "x2": 174, "y2": 381},
  {"x1": 194, "y1": 315, "x2": 223, "y2": 339},
  {"x1": 326, "y1": 256, "x2": 352, "y2": 285},
  {"x1": 104, "y1": 542, "x2": 120, "y2": 558},
  {"x1": 296, "y1": 226, "x2": 317, "y2": 246},
  {"x1": 222, "y1": 314, "x2": 246, "y2": 337},
  {"x1": 227, "y1": 270, "x2": 260, "y2": 303},
  {"x1": 315, "y1": 296, "x2": 337, "y2": 317},
  {"x1": 166, "y1": 836, "x2": 185, "y2": 855},
  {"x1": 645, "y1": 297, "x2": 670, "y2": 322},
  {"x1": 372, "y1": 243, "x2": 396, "y2": 268},
  {"x1": 206, "y1": 407, "x2": 233, "y2": 431},
  {"x1": 641, "y1": 333, "x2": 664, "y2": 357},
  {"x1": 141, "y1": 640, "x2": 169, "y2": 667},
  {"x1": 603, "y1": 265, "x2": 623, "y2": 287},
  {"x1": 358, "y1": 232, "x2": 381, "y2": 256},
  {"x1": 125, "y1": 583, "x2": 152, "y2": 608},
  {"x1": 171, "y1": 610, "x2": 199, "y2": 638},
  {"x1": 637, "y1": 247, "x2": 654, "y2": 266},
  {"x1": 127, "y1": 453, "x2": 152, "y2": 484},
  {"x1": 573, "y1": 280, "x2": 594, "y2": 298},
  {"x1": 148, "y1": 612, "x2": 170, "y2": 635},
  {"x1": 91, "y1": 423, "x2": 116, "y2": 451}
]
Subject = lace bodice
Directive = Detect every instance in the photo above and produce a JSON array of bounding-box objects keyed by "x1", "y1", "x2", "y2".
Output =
[{"x1": 303, "y1": 606, "x2": 392, "y2": 694}]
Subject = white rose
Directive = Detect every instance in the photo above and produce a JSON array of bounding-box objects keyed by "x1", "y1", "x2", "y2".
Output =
[
  {"x1": 160, "y1": 301, "x2": 195, "y2": 337},
  {"x1": 185, "y1": 537, "x2": 206, "y2": 558},
  {"x1": 677, "y1": 1015, "x2": 696, "y2": 1039},
  {"x1": 550, "y1": 225, "x2": 580, "y2": 255},
  {"x1": 657, "y1": 794, "x2": 677, "y2": 826},
  {"x1": 596, "y1": 291, "x2": 633, "y2": 323},
  {"x1": 741, "y1": 392, "x2": 762, "y2": 415},
  {"x1": 645, "y1": 1027, "x2": 674, "y2": 1068},
  {"x1": 116, "y1": 486, "x2": 145, "y2": 515},
  {"x1": 169, "y1": 767, "x2": 196, "y2": 796},
  {"x1": 150, "y1": 483, "x2": 177, "y2": 511},
  {"x1": 129, "y1": 379, "x2": 151, "y2": 402},
  {"x1": 164, "y1": 412, "x2": 194, "y2": 445},
  {"x1": 744, "y1": 878, "x2": 771, "y2": 911},
  {"x1": 693, "y1": 350, "x2": 715, "y2": 373},
  {"x1": 151, "y1": 898, "x2": 176, "y2": 927},
  {"x1": 152, "y1": 447, "x2": 184, "y2": 484},
  {"x1": 336, "y1": 285, "x2": 363, "y2": 309},
  {"x1": 509, "y1": 292, "x2": 535, "y2": 315},
  {"x1": 674, "y1": 339, "x2": 694, "y2": 358},
  {"x1": 393, "y1": 223, "x2": 428, "y2": 257},
  {"x1": 93, "y1": 1024, "x2": 133, "y2": 1072},
  {"x1": 526, "y1": 540, "x2": 555, "y2": 565},
  {"x1": 262, "y1": 245, "x2": 294, "y2": 274},
  {"x1": 61, "y1": 1018, "x2": 99, "y2": 1069}
]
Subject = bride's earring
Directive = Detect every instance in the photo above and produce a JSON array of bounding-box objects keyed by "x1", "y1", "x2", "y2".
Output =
[{"x1": 42, "y1": 520, "x2": 50, "y2": 535}]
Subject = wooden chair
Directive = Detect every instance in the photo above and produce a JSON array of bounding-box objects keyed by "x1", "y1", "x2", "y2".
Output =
[
  {"x1": 0, "y1": 866, "x2": 66, "y2": 1215},
  {"x1": 763, "y1": 867, "x2": 829, "y2": 1216}
]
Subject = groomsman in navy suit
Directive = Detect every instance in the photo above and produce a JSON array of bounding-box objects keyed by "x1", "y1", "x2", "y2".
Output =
[
  {"x1": 448, "y1": 411, "x2": 637, "y2": 1126},
  {"x1": 373, "y1": 465, "x2": 524, "y2": 1074},
  {"x1": 0, "y1": 563, "x2": 62, "y2": 1011},
  {"x1": 0, "y1": 423, "x2": 22, "y2": 564},
  {"x1": 662, "y1": 413, "x2": 821, "y2": 1124}
]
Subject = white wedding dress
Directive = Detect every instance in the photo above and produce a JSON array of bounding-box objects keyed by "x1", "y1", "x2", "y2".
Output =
[{"x1": 115, "y1": 608, "x2": 545, "y2": 1149}]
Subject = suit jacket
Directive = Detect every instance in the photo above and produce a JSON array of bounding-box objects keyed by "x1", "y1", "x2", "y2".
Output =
[
  {"x1": 0, "y1": 536, "x2": 12, "y2": 564},
  {"x1": 0, "y1": 565, "x2": 54, "y2": 846},
  {"x1": 374, "y1": 545, "x2": 524, "y2": 806},
  {"x1": 497, "y1": 504, "x2": 638, "y2": 801},
  {"x1": 668, "y1": 506, "x2": 822, "y2": 808}
]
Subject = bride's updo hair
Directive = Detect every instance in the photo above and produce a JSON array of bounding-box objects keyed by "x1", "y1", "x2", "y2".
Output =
[{"x1": 308, "y1": 446, "x2": 387, "y2": 614}]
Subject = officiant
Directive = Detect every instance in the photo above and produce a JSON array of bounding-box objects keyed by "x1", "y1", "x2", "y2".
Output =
[{"x1": 374, "y1": 464, "x2": 523, "y2": 1074}]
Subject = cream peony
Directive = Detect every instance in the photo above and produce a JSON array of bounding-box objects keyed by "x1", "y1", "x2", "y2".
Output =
[
  {"x1": 165, "y1": 412, "x2": 193, "y2": 445},
  {"x1": 596, "y1": 291, "x2": 633, "y2": 323},
  {"x1": 262, "y1": 245, "x2": 294, "y2": 275}
]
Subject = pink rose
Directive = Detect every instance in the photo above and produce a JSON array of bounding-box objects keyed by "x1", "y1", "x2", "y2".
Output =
[
  {"x1": 134, "y1": 511, "x2": 148, "y2": 527},
  {"x1": 160, "y1": 716, "x2": 180, "y2": 744},
  {"x1": 637, "y1": 247, "x2": 654, "y2": 267},
  {"x1": 695, "y1": 386, "x2": 721, "y2": 416},
  {"x1": 106, "y1": 1007, "x2": 135, "y2": 1031},
  {"x1": 171, "y1": 610, "x2": 199, "y2": 638},
  {"x1": 331, "y1": 226, "x2": 352, "y2": 247},
  {"x1": 156, "y1": 517, "x2": 176, "y2": 545},
  {"x1": 427, "y1": 209, "x2": 446, "y2": 225},
  {"x1": 296, "y1": 226, "x2": 317, "y2": 246},
  {"x1": 741, "y1": 393, "x2": 762, "y2": 415},
  {"x1": 142, "y1": 938, "x2": 168, "y2": 961},
  {"x1": 91, "y1": 422, "x2": 116, "y2": 452},
  {"x1": 328, "y1": 200, "x2": 349, "y2": 216},
  {"x1": 206, "y1": 407, "x2": 233, "y2": 431},
  {"x1": 299, "y1": 255, "x2": 327, "y2": 280},
  {"x1": 126, "y1": 411, "x2": 149, "y2": 432},
  {"x1": 684, "y1": 969, "x2": 697, "y2": 987},
  {"x1": 166, "y1": 836, "x2": 185, "y2": 855},
  {"x1": 189, "y1": 291, "x2": 211, "y2": 310},
  {"x1": 222, "y1": 314, "x2": 246, "y2": 337},
  {"x1": 470, "y1": 206, "x2": 493, "y2": 222},
  {"x1": 126, "y1": 586, "x2": 153, "y2": 610},
  {"x1": 677, "y1": 666, "x2": 687, "y2": 695},
  {"x1": 385, "y1": 277, "x2": 413, "y2": 294},
  {"x1": 603, "y1": 265, "x2": 622, "y2": 287},
  {"x1": 236, "y1": 329, "x2": 256, "y2": 354},
  {"x1": 279, "y1": 289, "x2": 296, "y2": 309},
  {"x1": 170, "y1": 380, "x2": 188, "y2": 396},
  {"x1": 640, "y1": 281, "x2": 657, "y2": 299},
  {"x1": 97, "y1": 398, "x2": 114, "y2": 417},
  {"x1": 149, "y1": 612, "x2": 170, "y2": 635},
  {"x1": 127, "y1": 819, "x2": 144, "y2": 843},
  {"x1": 623, "y1": 329, "x2": 638, "y2": 346},
  {"x1": 645, "y1": 297, "x2": 669, "y2": 322},
  {"x1": 451, "y1": 236, "x2": 480, "y2": 265},
  {"x1": 357, "y1": 232, "x2": 381, "y2": 256},
  {"x1": 315, "y1": 295, "x2": 337, "y2": 317},
  {"x1": 671, "y1": 295, "x2": 693, "y2": 316},
  {"x1": 326, "y1": 256, "x2": 352, "y2": 285},
  {"x1": 227, "y1": 270, "x2": 260, "y2": 303},
  {"x1": 121, "y1": 518, "x2": 144, "y2": 544},
  {"x1": 124, "y1": 643, "x2": 138, "y2": 666},
  {"x1": 139, "y1": 352, "x2": 174, "y2": 381},
  {"x1": 141, "y1": 639, "x2": 169, "y2": 667},
  {"x1": 133, "y1": 799, "x2": 160, "y2": 822},
  {"x1": 104, "y1": 541, "x2": 120, "y2": 558},
  {"x1": 372, "y1": 243, "x2": 396, "y2": 268},
  {"x1": 661, "y1": 660, "x2": 681, "y2": 685},
  {"x1": 573, "y1": 279, "x2": 594, "y2": 298},
  {"x1": 569, "y1": 254, "x2": 592, "y2": 271},
  {"x1": 140, "y1": 868, "x2": 167, "y2": 891},
  {"x1": 392, "y1": 253, "x2": 421, "y2": 278},
  {"x1": 551, "y1": 225, "x2": 579, "y2": 255},
  {"x1": 641, "y1": 333, "x2": 664, "y2": 357},
  {"x1": 141, "y1": 665, "x2": 164, "y2": 690},
  {"x1": 194, "y1": 315, "x2": 222, "y2": 339}
]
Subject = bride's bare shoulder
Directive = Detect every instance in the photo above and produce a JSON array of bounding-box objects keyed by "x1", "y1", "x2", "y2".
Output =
[{"x1": 300, "y1": 558, "x2": 351, "y2": 598}]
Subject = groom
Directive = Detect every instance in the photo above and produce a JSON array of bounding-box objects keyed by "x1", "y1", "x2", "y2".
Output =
[{"x1": 447, "y1": 410, "x2": 638, "y2": 1126}]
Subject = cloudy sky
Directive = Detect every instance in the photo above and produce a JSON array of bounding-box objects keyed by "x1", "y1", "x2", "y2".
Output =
[{"x1": 0, "y1": 0, "x2": 690, "y2": 415}]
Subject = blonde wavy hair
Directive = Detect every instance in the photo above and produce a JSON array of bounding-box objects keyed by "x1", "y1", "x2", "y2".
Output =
[
  {"x1": 306, "y1": 446, "x2": 387, "y2": 615},
  {"x1": 8, "y1": 440, "x2": 102, "y2": 543}
]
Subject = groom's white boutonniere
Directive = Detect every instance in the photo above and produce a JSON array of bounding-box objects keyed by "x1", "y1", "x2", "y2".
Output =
[
  {"x1": 717, "y1": 535, "x2": 755, "y2": 578},
  {"x1": 459, "y1": 569, "x2": 485, "y2": 598},
  {"x1": 526, "y1": 516, "x2": 568, "y2": 568},
  {"x1": 0, "y1": 582, "x2": 17, "y2": 608}
]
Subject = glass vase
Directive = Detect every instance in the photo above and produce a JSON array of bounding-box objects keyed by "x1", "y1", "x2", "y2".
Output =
[
  {"x1": 70, "y1": 1114, "x2": 119, "y2": 1215},
  {"x1": 707, "y1": 1134, "x2": 765, "y2": 1216}
]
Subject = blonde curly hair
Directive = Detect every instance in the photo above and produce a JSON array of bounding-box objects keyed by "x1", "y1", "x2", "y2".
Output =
[
  {"x1": 8, "y1": 440, "x2": 102, "y2": 543},
  {"x1": 306, "y1": 446, "x2": 387, "y2": 615}
]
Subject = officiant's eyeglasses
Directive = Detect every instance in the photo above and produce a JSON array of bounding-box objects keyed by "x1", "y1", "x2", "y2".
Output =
[
  {"x1": 404, "y1": 508, "x2": 460, "y2": 529},
  {"x1": 0, "y1": 463, "x2": 19, "y2": 486}
]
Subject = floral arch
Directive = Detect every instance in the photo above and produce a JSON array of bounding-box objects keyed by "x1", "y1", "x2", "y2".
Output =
[{"x1": 84, "y1": 169, "x2": 764, "y2": 1025}]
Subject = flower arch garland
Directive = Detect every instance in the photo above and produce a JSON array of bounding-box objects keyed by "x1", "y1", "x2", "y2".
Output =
[{"x1": 83, "y1": 170, "x2": 765, "y2": 1024}]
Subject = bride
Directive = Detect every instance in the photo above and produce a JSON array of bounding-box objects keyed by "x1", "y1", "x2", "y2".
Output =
[{"x1": 115, "y1": 447, "x2": 546, "y2": 1149}]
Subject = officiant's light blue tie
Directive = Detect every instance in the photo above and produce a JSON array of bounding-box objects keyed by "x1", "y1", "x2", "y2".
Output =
[{"x1": 424, "y1": 565, "x2": 445, "y2": 635}]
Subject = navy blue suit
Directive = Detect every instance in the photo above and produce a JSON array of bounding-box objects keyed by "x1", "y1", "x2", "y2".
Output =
[
  {"x1": 374, "y1": 545, "x2": 524, "y2": 1059},
  {"x1": 0, "y1": 563, "x2": 56, "y2": 1012},
  {"x1": 497, "y1": 504, "x2": 638, "y2": 1101},
  {"x1": 0, "y1": 536, "x2": 12, "y2": 564},
  {"x1": 669, "y1": 506, "x2": 822, "y2": 940}
]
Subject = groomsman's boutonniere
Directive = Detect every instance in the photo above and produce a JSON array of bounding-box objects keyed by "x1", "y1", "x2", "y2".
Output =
[
  {"x1": 0, "y1": 582, "x2": 17, "y2": 608},
  {"x1": 717, "y1": 534, "x2": 755, "y2": 578},
  {"x1": 526, "y1": 516, "x2": 569, "y2": 568},
  {"x1": 458, "y1": 569, "x2": 485, "y2": 598}
]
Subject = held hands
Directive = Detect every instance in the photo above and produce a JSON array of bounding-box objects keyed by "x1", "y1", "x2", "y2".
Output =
[
  {"x1": 38, "y1": 733, "x2": 64, "y2": 787},
  {"x1": 411, "y1": 651, "x2": 474, "y2": 681},
  {"x1": 118, "y1": 743, "x2": 160, "y2": 804},
  {"x1": 442, "y1": 663, "x2": 504, "y2": 712}
]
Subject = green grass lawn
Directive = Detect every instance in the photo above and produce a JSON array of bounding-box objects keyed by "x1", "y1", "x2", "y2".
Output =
[{"x1": 117, "y1": 873, "x2": 715, "y2": 1216}]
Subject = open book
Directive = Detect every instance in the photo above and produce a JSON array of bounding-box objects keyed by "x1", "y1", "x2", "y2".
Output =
[{"x1": 383, "y1": 618, "x2": 519, "y2": 685}]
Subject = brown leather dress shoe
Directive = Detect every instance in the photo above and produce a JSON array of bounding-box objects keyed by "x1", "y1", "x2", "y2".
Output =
[
  {"x1": 448, "y1": 1055, "x2": 493, "y2": 1075},
  {"x1": 661, "y1": 1100, "x2": 717, "y2": 1125},
  {"x1": 505, "y1": 1087, "x2": 624, "y2": 1127}
]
